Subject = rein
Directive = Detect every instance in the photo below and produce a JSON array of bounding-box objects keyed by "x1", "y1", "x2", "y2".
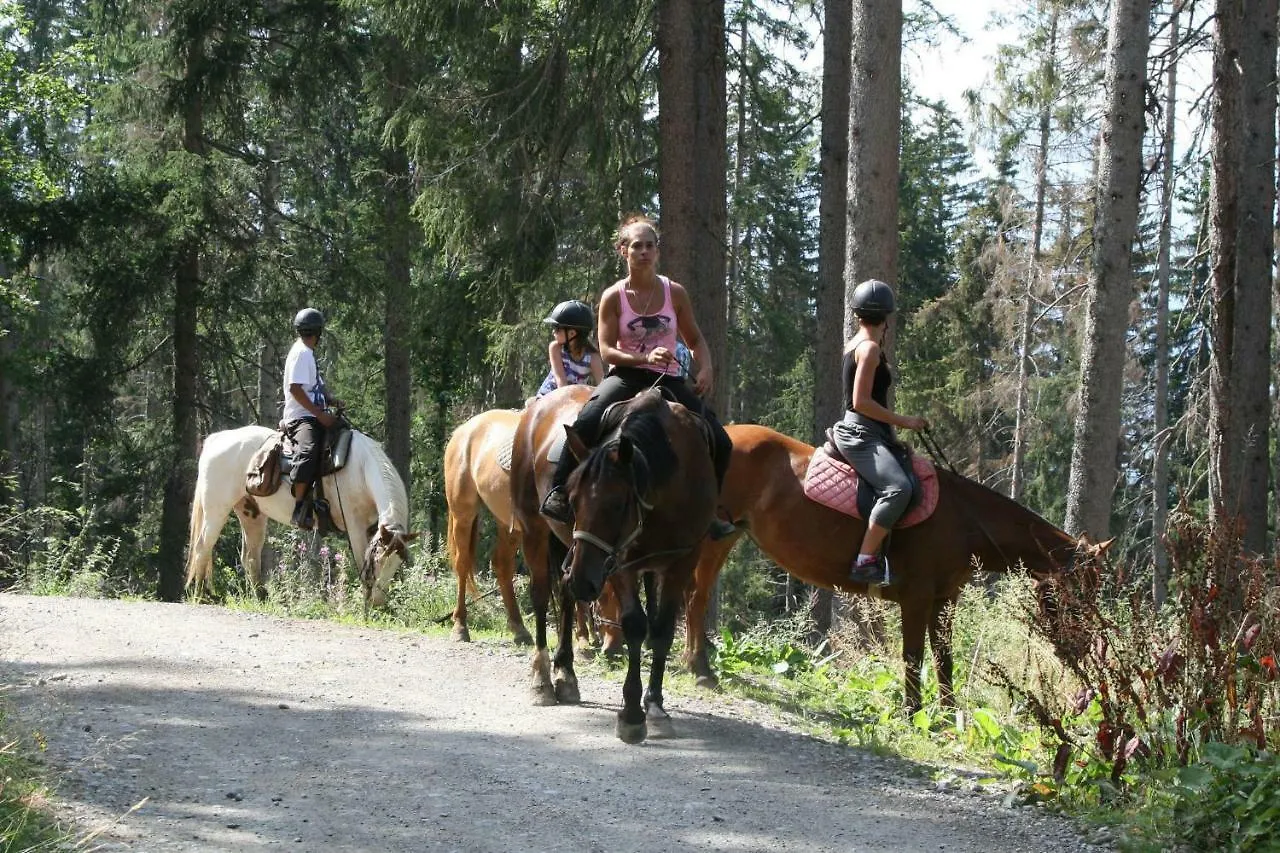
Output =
[
  {"x1": 567, "y1": 442, "x2": 698, "y2": 582},
  {"x1": 917, "y1": 425, "x2": 1018, "y2": 574}
]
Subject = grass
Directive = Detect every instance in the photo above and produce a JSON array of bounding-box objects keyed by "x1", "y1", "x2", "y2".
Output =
[{"x1": 0, "y1": 708, "x2": 63, "y2": 851}]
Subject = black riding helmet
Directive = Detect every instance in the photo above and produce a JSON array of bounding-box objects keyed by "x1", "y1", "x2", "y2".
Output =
[
  {"x1": 850, "y1": 279, "x2": 896, "y2": 321},
  {"x1": 294, "y1": 307, "x2": 325, "y2": 337},
  {"x1": 543, "y1": 300, "x2": 594, "y2": 331}
]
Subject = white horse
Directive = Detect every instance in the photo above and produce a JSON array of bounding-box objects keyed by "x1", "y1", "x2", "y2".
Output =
[{"x1": 185, "y1": 425, "x2": 417, "y2": 607}]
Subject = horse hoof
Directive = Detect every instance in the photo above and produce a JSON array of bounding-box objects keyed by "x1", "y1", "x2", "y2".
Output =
[
  {"x1": 575, "y1": 644, "x2": 598, "y2": 661},
  {"x1": 530, "y1": 684, "x2": 558, "y2": 706},
  {"x1": 694, "y1": 674, "x2": 721, "y2": 691},
  {"x1": 254, "y1": 586, "x2": 268, "y2": 603},
  {"x1": 451, "y1": 625, "x2": 471, "y2": 642},
  {"x1": 601, "y1": 643, "x2": 625, "y2": 660},
  {"x1": 615, "y1": 714, "x2": 647, "y2": 744},
  {"x1": 554, "y1": 677, "x2": 581, "y2": 705},
  {"x1": 511, "y1": 628, "x2": 533, "y2": 646}
]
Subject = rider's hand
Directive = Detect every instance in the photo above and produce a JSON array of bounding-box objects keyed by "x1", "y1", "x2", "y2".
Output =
[
  {"x1": 318, "y1": 410, "x2": 338, "y2": 428},
  {"x1": 694, "y1": 365, "x2": 714, "y2": 397},
  {"x1": 902, "y1": 415, "x2": 928, "y2": 431},
  {"x1": 647, "y1": 347, "x2": 675, "y2": 367}
]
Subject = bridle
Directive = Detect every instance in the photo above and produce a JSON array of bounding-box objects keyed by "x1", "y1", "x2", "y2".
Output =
[
  {"x1": 361, "y1": 525, "x2": 412, "y2": 609},
  {"x1": 565, "y1": 443, "x2": 698, "y2": 583}
]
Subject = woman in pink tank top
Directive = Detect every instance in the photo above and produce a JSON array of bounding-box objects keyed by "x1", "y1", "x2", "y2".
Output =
[{"x1": 539, "y1": 214, "x2": 736, "y2": 540}]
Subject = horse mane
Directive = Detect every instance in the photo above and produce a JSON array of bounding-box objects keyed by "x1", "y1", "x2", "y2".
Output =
[
  {"x1": 584, "y1": 398, "x2": 679, "y2": 497},
  {"x1": 352, "y1": 431, "x2": 410, "y2": 530}
]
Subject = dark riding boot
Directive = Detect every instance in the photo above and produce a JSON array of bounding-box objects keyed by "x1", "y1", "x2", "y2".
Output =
[
  {"x1": 292, "y1": 498, "x2": 316, "y2": 531},
  {"x1": 848, "y1": 554, "x2": 890, "y2": 586},
  {"x1": 540, "y1": 487, "x2": 573, "y2": 523}
]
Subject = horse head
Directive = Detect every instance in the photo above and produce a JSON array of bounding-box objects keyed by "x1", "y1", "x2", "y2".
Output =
[
  {"x1": 560, "y1": 424, "x2": 649, "y2": 603},
  {"x1": 360, "y1": 521, "x2": 419, "y2": 608}
]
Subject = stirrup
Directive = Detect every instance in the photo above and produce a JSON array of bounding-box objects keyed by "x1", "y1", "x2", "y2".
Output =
[
  {"x1": 849, "y1": 555, "x2": 891, "y2": 587},
  {"x1": 540, "y1": 487, "x2": 573, "y2": 523}
]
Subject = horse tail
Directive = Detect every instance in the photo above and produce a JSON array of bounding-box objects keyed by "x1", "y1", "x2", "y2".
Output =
[{"x1": 184, "y1": 477, "x2": 206, "y2": 589}]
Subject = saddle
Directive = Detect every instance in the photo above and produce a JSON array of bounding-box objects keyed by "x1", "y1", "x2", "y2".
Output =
[
  {"x1": 802, "y1": 430, "x2": 939, "y2": 527},
  {"x1": 245, "y1": 419, "x2": 355, "y2": 498},
  {"x1": 546, "y1": 389, "x2": 677, "y2": 466}
]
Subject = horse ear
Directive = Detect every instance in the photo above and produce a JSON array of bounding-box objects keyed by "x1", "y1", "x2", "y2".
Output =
[
  {"x1": 616, "y1": 435, "x2": 633, "y2": 466},
  {"x1": 402, "y1": 531, "x2": 419, "y2": 542},
  {"x1": 1093, "y1": 537, "x2": 1116, "y2": 556},
  {"x1": 564, "y1": 425, "x2": 590, "y2": 463}
]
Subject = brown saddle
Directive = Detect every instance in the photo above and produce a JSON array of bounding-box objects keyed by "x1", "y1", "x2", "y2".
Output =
[{"x1": 245, "y1": 421, "x2": 355, "y2": 497}]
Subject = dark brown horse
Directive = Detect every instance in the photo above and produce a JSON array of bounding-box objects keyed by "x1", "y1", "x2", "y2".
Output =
[
  {"x1": 510, "y1": 385, "x2": 716, "y2": 743},
  {"x1": 684, "y1": 424, "x2": 1089, "y2": 713}
]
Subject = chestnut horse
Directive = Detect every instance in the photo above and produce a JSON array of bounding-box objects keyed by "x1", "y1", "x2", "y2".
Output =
[
  {"x1": 443, "y1": 405, "x2": 619, "y2": 650},
  {"x1": 510, "y1": 386, "x2": 716, "y2": 743},
  {"x1": 684, "y1": 424, "x2": 1082, "y2": 714}
]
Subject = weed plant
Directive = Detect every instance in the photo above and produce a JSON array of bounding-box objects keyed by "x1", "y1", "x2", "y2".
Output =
[{"x1": 0, "y1": 710, "x2": 63, "y2": 850}]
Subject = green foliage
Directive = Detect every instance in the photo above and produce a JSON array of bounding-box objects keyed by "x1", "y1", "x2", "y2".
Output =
[{"x1": 1167, "y1": 744, "x2": 1280, "y2": 852}]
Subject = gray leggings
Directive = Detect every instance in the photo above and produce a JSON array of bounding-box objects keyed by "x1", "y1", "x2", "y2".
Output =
[{"x1": 831, "y1": 412, "x2": 912, "y2": 529}]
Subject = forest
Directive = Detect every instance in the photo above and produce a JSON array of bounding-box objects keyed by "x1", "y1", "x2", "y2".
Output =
[
  {"x1": 5, "y1": 0, "x2": 1280, "y2": 843},
  {"x1": 3, "y1": 0, "x2": 1273, "y2": 603}
]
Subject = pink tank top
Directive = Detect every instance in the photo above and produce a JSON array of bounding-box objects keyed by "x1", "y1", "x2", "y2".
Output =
[{"x1": 617, "y1": 276, "x2": 681, "y2": 376}]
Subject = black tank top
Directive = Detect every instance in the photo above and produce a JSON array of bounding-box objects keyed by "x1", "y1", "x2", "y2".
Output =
[{"x1": 842, "y1": 344, "x2": 892, "y2": 412}]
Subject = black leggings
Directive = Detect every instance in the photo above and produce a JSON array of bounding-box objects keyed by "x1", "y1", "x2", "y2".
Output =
[
  {"x1": 284, "y1": 417, "x2": 325, "y2": 490},
  {"x1": 551, "y1": 366, "x2": 732, "y2": 493}
]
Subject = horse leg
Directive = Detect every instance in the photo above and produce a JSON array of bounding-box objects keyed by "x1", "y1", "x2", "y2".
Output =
[
  {"x1": 642, "y1": 572, "x2": 686, "y2": 739},
  {"x1": 446, "y1": 507, "x2": 476, "y2": 642},
  {"x1": 901, "y1": 600, "x2": 930, "y2": 716},
  {"x1": 233, "y1": 499, "x2": 269, "y2": 601},
  {"x1": 552, "y1": 578, "x2": 580, "y2": 704},
  {"x1": 526, "y1": 530, "x2": 559, "y2": 706},
  {"x1": 684, "y1": 535, "x2": 736, "y2": 690},
  {"x1": 573, "y1": 601, "x2": 597, "y2": 660},
  {"x1": 597, "y1": 582, "x2": 625, "y2": 658},
  {"x1": 929, "y1": 595, "x2": 959, "y2": 711},
  {"x1": 185, "y1": 487, "x2": 234, "y2": 602},
  {"x1": 613, "y1": 573, "x2": 649, "y2": 744},
  {"x1": 493, "y1": 527, "x2": 532, "y2": 646}
]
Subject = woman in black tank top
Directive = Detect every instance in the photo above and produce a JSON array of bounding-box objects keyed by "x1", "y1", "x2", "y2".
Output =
[{"x1": 831, "y1": 280, "x2": 930, "y2": 585}]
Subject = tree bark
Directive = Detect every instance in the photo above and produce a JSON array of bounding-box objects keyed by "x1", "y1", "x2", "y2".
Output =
[
  {"x1": 156, "y1": 32, "x2": 206, "y2": 602},
  {"x1": 657, "y1": 0, "x2": 728, "y2": 416},
  {"x1": 1152, "y1": 3, "x2": 1180, "y2": 606},
  {"x1": 809, "y1": 0, "x2": 853, "y2": 642},
  {"x1": 845, "y1": 0, "x2": 901, "y2": 345},
  {"x1": 1063, "y1": 0, "x2": 1151, "y2": 540},
  {"x1": 381, "y1": 37, "x2": 415, "y2": 493},
  {"x1": 1230, "y1": 0, "x2": 1276, "y2": 554}
]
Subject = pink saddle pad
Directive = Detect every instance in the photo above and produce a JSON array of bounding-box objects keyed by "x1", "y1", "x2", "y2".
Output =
[{"x1": 802, "y1": 446, "x2": 939, "y2": 528}]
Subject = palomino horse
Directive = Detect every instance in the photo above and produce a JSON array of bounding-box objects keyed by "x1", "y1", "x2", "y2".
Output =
[
  {"x1": 510, "y1": 386, "x2": 716, "y2": 743},
  {"x1": 443, "y1": 405, "x2": 618, "y2": 650},
  {"x1": 684, "y1": 424, "x2": 1083, "y2": 714},
  {"x1": 443, "y1": 408, "x2": 530, "y2": 644},
  {"x1": 185, "y1": 425, "x2": 417, "y2": 607}
]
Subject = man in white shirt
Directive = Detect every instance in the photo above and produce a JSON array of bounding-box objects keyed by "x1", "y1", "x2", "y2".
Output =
[{"x1": 282, "y1": 307, "x2": 337, "y2": 530}]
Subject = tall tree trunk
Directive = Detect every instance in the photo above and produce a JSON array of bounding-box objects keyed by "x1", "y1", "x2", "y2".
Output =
[
  {"x1": 1231, "y1": 0, "x2": 1277, "y2": 554},
  {"x1": 657, "y1": 0, "x2": 728, "y2": 415},
  {"x1": 809, "y1": 0, "x2": 852, "y2": 641},
  {"x1": 1207, "y1": 0, "x2": 1242, "y2": 528},
  {"x1": 382, "y1": 39, "x2": 415, "y2": 493},
  {"x1": 1152, "y1": 3, "x2": 1180, "y2": 606},
  {"x1": 0, "y1": 260, "x2": 15, "y2": 505},
  {"x1": 1012, "y1": 4, "x2": 1059, "y2": 503},
  {"x1": 156, "y1": 34, "x2": 206, "y2": 602},
  {"x1": 1063, "y1": 0, "x2": 1151, "y2": 540},
  {"x1": 845, "y1": 0, "x2": 901, "y2": 341}
]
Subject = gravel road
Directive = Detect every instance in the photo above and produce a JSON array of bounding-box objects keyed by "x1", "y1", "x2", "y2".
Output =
[{"x1": 0, "y1": 594, "x2": 1111, "y2": 852}]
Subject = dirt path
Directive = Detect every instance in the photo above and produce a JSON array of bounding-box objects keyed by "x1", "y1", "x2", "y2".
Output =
[{"x1": 1, "y1": 594, "x2": 1106, "y2": 852}]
